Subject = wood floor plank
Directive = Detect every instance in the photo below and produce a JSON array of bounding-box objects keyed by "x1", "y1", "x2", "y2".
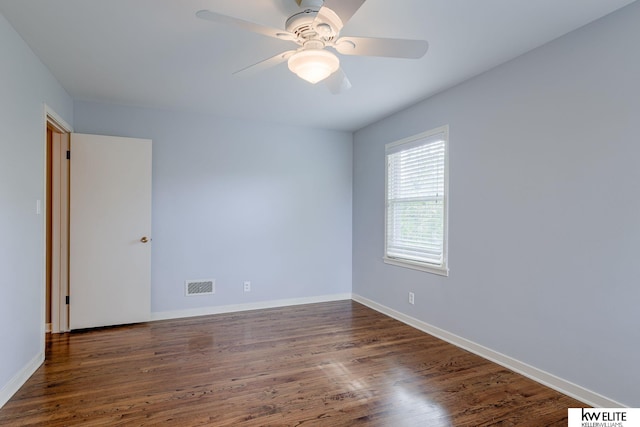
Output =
[{"x1": 0, "y1": 301, "x2": 584, "y2": 426}]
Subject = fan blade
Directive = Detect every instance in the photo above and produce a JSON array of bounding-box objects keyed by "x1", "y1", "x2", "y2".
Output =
[
  {"x1": 233, "y1": 50, "x2": 297, "y2": 76},
  {"x1": 196, "y1": 10, "x2": 296, "y2": 41},
  {"x1": 315, "y1": 0, "x2": 366, "y2": 32},
  {"x1": 325, "y1": 68, "x2": 352, "y2": 94},
  {"x1": 334, "y1": 36, "x2": 428, "y2": 59}
]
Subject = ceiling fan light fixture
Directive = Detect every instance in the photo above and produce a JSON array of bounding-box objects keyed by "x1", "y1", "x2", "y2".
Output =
[{"x1": 287, "y1": 49, "x2": 340, "y2": 84}]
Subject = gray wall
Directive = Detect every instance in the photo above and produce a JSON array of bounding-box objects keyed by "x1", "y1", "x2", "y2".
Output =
[
  {"x1": 0, "y1": 14, "x2": 73, "y2": 393},
  {"x1": 73, "y1": 102, "x2": 352, "y2": 315},
  {"x1": 353, "y1": 3, "x2": 640, "y2": 407}
]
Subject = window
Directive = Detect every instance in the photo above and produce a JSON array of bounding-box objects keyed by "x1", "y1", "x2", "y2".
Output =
[{"x1": 384, "y1": 125, "x2": 449, "y2": 276}]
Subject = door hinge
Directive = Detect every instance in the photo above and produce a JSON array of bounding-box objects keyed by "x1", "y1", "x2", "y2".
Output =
[
  {"x1": 65, "y1": 296, "x2": 70, "y2": 305},
  {"x1": 66, "y1": 150, "x2": 70, "y2": 160}
]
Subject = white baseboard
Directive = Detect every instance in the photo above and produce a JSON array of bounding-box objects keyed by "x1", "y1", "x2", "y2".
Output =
[
  {"x1": 352, "y1": 294, "x2": 624, "y2": 408},
  {"x1": 0, "y1": 352, "x2": 44, "y2": 409},
  {"x1": 151, "y1": 293, "x2": 352, "y2": 322}
]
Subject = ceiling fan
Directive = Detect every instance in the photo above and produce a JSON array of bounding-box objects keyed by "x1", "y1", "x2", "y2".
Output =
[{"x1": 196, "y1": 0, "x2": 428, "y2": 93}]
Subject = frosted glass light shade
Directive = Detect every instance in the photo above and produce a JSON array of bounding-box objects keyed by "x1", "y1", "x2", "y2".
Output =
[{"x1": 287, "y1": 49, "x2": 340, "y2": 84}]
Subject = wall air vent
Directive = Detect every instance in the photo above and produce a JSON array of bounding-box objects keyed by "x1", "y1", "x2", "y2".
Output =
[{"x1": 185, "y1": 279, "x2": 215, "y2": 296}]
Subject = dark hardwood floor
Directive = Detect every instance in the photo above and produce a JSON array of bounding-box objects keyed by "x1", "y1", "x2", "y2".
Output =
[{"x1": 0, "y1": 300, "x2": 583, "y2": 426}]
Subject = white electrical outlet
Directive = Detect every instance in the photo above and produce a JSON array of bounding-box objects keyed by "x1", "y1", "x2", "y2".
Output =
[
  {"x1": 243, "y1": 281, "x2": 251, "y2": 292},
  {"x1": 408, "y1": 292, "x2": 415, "y2": 305}
]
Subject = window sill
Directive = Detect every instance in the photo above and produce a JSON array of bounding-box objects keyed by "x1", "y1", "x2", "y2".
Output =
[{"x1": 383, "y1": 256, "x2": 449, "y2": 277}]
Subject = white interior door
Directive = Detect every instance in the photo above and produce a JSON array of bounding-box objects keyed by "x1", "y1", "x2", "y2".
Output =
[{"x1": 69, "y1": 133, "x2": 152, "y2": 329}]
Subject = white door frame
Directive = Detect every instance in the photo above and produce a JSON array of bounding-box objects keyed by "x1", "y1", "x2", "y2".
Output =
[{"x1": 43, "y1": 105, "x2": 73, "y2": 336}]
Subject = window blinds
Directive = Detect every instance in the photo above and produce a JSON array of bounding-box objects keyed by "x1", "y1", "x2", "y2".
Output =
[{"x1": 386, "y1": 133, "x2": 446, "y2": 267}]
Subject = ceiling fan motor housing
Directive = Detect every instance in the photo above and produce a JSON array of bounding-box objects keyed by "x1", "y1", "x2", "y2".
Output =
[
  {"x1": 286, "y1": 6, "x2": 338, "y2": 43},
  {"x1": 286, "y1": 9, "x2": 319, "y2": 39}
]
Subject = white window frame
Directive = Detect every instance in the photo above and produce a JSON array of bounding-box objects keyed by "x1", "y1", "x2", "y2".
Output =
[{"x1": 384, "y1": 125, "x2": 449, "y2": 276}]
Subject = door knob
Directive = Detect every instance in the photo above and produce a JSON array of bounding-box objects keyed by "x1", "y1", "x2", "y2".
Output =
[{"x1": 140, "y1": 236, "x2": 150, "y2": 243}]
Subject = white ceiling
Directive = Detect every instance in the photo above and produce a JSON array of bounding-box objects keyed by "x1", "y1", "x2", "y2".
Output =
[{"x1": 0, "y1": 0, "x2": 635, "y2": 131}]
